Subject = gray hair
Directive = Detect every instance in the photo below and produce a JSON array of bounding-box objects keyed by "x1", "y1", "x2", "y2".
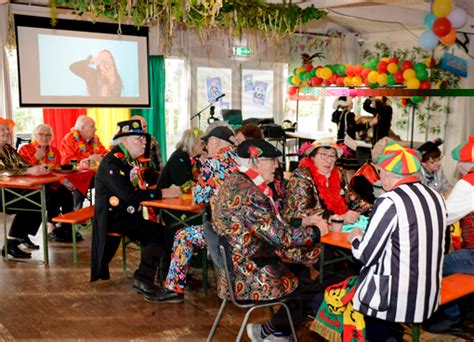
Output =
[
  {"x1": 237, "y1": 157, "x2": 257, "y2": 168},
  {"x1": 74, "y1": 115, "x2": 92, "y2": 131},
  {"x1": 33, "y1": 124, "x2": 54, "y2": 139},
  {"x1": 176, "y1": 128, "x2": 200, "y2": 153}
]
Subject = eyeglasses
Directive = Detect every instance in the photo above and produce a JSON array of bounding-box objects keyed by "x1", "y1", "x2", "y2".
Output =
[
  {"x1": 316, "y1": 152, "x2": 338, "y2": 161},
  {"x1": 38, "y1": 133, "x2": 52, "y2": 137},
  {"x1": 426, "y1": 155, "x2": 443, "y2": 164}
]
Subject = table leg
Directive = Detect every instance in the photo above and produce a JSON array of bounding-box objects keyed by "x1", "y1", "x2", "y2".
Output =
[
  {"x1": 41, "y1": 185, "x2": 49, "y2": 264},
  {"x1": 319, "y1": 244, "x2": 325, "y2": 284},
  {"x1": 2, "y1": 187, "x2": 7, "y2": 260}
]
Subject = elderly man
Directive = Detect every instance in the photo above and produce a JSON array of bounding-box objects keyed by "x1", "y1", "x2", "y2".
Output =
[
  {"x1": 91, "y1": 119, "x2": 181, "y2": 296},
  {"x1": 213, "y1": 139, "x2": 329, "y2": 340},
  {"x1": 425, "y1": 136, "x2": 474, "y2": 334},
  {"x1": 144, "y1": 125, "x2": 238, "y2": 303},
  {"x1": 348, "y1": 142, "x2": 446, "y2": 340}
]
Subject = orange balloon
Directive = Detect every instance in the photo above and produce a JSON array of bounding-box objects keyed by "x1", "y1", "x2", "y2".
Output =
[{"x1": 440, "y1": 29, "x2": 457, "y2": 46}]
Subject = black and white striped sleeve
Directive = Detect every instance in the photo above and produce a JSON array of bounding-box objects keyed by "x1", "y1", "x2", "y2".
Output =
[{"x1": 351, "y1": 196, "x2": 397, "y2": 266}]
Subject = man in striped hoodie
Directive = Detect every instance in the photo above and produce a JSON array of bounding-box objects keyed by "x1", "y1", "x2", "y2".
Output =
[{"x1": 348, "y1": 142, "x2": 446, "y2": 341}]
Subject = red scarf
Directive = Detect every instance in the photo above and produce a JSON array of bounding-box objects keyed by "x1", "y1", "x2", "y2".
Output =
[{"x1": 299, "y1": 157, "x2": 348, "y2": 215}]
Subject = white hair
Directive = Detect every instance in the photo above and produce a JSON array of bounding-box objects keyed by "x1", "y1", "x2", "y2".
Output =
[
  {"x1": 33, "y1": 124, "x2": 53, "y2": 139},
  {"x1": 237, "y1": 157, "x2": 258, "y2": 168},
  {"x1": 176, "y1": 128, "x2": 200, "y2": 153},
  {"x1": 459, "y1": 161, "x2": 474, "y2": 175},
  {"x1": 74, "y1": 115, "x2": 92, "y2": 131}
]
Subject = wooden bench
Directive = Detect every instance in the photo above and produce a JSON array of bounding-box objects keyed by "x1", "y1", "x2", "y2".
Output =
[
  {"x1": 52, "y1": 207, "x2": 140, "y2": 276},
  {"x1": 410, "y1": 273, "x2": 474, "y2": 341},
  {"x1": 52, "y1": 206, "x2": 95, "y2": 264}
]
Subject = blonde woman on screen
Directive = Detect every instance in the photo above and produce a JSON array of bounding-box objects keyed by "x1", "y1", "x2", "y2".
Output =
[{"x1": 70, "y1": 49, "x2": 122, "y2": 97}]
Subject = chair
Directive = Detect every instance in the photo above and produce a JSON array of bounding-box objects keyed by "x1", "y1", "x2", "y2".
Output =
[
  {"x1": 203, "y1": 223, "x2": 298, "y2": 342},
  {"x1": 15, "y1": 137, "x2": 31, "y2": 150}
]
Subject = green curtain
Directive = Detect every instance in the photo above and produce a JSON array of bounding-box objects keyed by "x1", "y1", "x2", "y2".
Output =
[{"x1": 131, "y1": 55, "x2": 167, "y2": 161}]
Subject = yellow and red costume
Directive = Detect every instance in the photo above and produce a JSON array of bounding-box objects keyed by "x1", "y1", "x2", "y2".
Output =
[
  {"x1": 60, "y1": 129, "x2": 107, "y2": 164},
  {"x1": 19, "y1": 141, "x2": 61, "y2": 168}
]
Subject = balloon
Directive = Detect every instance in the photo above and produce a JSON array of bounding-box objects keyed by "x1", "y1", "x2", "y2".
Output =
[
  {"x1": 411, "y1": 96, "x2": 423, "y2": 104},
  {"x1": 440, "y1": 29, "x2": 457, "y2": 45},
  {"x1": 288, "y1": 76, "x2": 295, "y2": 85},
  {"x1": 377, "y1": 73, "x2": 388, "y2": 86},
  {"x1": 433, "y1": 17, "x2": 452, "y2": 37},
  {"x1": 387, "y1": 74, "x2": 396, "y2": 85},
  {"x1": 377, "y1": 62, "x2": 388, "y2": 74},
  {"x1": 368, "y1": 71, "x2": 379, "y2": 84},
  {"x1": 401, "y1": 60, "x2": 413, "y2": 71},
  {"x1": 343, "y1": 77, "x2": 353, "y2": 87},
  {"x1": 416, "y1": 68, "x2": 429, "y2": 81},
  {"x1": 329, "y1": 74, "x2": 338, "y2": 84},
  {"x1": 345, "y1": 66, "x2": 354, "y2": 77},
  {"x1": 305, "y1": 64, "x2": 313, "y2": 72},
  {"x1": 413, "y1": 63, "x2": 427, "y2": 72},
  {"x1": 288, "y1": 86, "x2": 298, "y2": 96},
  {"x1": 387, "y1": 62, "x2": 398, "y2": 74},
  {"x1": 403, "y1": 69, "x2": 416, "y2": 81},
  {"x1": 424, "y1": 12, "x2": 437, "y2": 29},
  {"x1": 381, "y1": 57, "x2": 390, "y2": 63},
  {"x1": 425, "y1": 57, "x2": 436, "y2": 68},
  {"x1": 323, "y1": 79, "x2": 332, "y2": 87},
  {"x1": 361, "y1": 68, "x2": 372, "y2": 78},
  {"x1": 299, "y1": 72, "x2": 308, "y2": 81},
  {"x1": 419, "y1": 30, "x2": 439, "y2": 50},
  {"x1": 352, "y1": 76, "x2": 362, "y2": 86},
  {"x1": 401, "y1": 98, "x2": 408, "y2": 106},
  {"x1": 315, "y1": 68, "x2": 322, "y2": 78},
  {"x1": 419, "y1": 80, "x2": 431, "y2": 89},
  {"x1": 353, "y1": 65, "x2": 363, "y2": 76},
  {"x1": 292, "y1": 75, "x2": 301, "y2": 85},
  {"x1": 407, "y1": 78, "x2": 420, "y2": 89},
  {"x1": 319, "y1": 67, "x2": 333, "y2": 80},
  {"x1": 312, "y1": 77, "x2": 323, "y2": 86},
  {"x1": 336, "y1": 76, "x2": 345, "y2": 86},
  {"x1": 309, "y1": 67, "x2": 317, "y2": 77},
  {"x1": 296, "y1": 67, "x2": 305, "y2": 75},
  {"x1": 432, "y1": 0, "x2": 452, "y2": 18},
  {"x1": 448, "y1": 7, "x2": 468, "y2": 29},
  {"x1": 394, "y1": 71, "x2": 404, "y2": 83},
  {"x1": 389, "y1": 57, "x2": 399, "y2": 65}
]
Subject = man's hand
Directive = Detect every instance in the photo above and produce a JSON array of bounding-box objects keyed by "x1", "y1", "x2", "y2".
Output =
[
  {"x1": 35, "y1": 147, "x2": 46, "y2": 161},
  {"x1": 342, "y1": 210, "x2": 360, "y2": 224},
  {"x1": 26, "y1": 165, "x2": 50, "y2": 176},
  {"x1": 347, "y1": 228, "x2": 363, "y2": 243},
  {"x1": 317, "y1": 221, "x2": 329, "y2": 237},
  {"x1": 89, "y1": 154, "x2": 103, "y2": 162},
  {"x1": 161, "y1": 184, "x2": 182, "y2": 198}
]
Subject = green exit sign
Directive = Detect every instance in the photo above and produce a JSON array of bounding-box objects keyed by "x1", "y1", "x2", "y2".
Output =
[{"x1": 233, "y1": 46, "x2": 251, "y2": 56}]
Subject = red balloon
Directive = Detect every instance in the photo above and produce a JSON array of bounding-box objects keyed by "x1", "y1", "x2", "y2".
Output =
[
  {"x1": 433, "y1": 17, "x2": 452, "y2": 37},
  {"x1": 313, "y1": 77, "x2": 323, "y2": 86},
  {"x1": 401, "y1": 98, "x2": 407, "y2": 106},
  {"x1": 377, "y1": 61, "x2": 388, "y2": 73},
  {"x1": 394, "y1": 70, "x2": 404, "y2": 83},
  {"x1": 401, "y1": 60, "x2": 413, "y2": 71},
  {"x1": 419, "y1": 80, "x2": 431, "y2": 89},
  {"x1": 389, "y1": 57, "x2": 399, "y2": 65},
  {"x1": 361, "y1": 68, "x2": 372, "y2": 78},
  {"x1": 305, "y1": 64, "x2": 313, "y2": 72},
  {"x1": 288, "y1": 86, "x2": 298, "y2": 96},
  {"x1": 323, "y1": 79, "x2": 332, "y2": 86},
  {"x1": 336, "y1": 77, "x2": 345, "y2": 86},
  {"x1": 329, "y1": 74, "x2": 338, "y2": 84},
  {"x1": 345, "y1": 66, "x2": 354, "y2": 77}
]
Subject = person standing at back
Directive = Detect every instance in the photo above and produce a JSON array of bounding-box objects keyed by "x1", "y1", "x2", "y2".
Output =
[{"x1": 363, "y1": 96, "x2": 392, "y2": 144}]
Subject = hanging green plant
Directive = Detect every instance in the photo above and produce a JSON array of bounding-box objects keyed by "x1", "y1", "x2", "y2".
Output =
[{"x1": 50, "y1": 0, "x2": 326, "y2": 43}]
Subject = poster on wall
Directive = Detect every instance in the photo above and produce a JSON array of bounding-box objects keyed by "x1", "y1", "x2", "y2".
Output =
[
  {"x1": 253, "y1": 81, "x2": 268, "y2": 105},
  {"x1": 243, "y1": 74, "x2": 254, "y2": 92},
  {"x1": 206, "y1": 77, "x2": 223, "y2": 102}
]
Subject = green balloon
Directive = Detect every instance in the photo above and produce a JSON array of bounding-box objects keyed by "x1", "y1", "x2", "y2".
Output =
[
  {"x1": 413, "y1": 63, "x2": 426, "y2": 72},
  {"x1": 369, "y1": 82, "x2": 378, "y2": 88},
  {"x1": 416, "y1": 68, "x2": 429, "y2": 81},
  {"x1": 387, "y1": 74, "x2": 396, "y2": 85},
  {"x1": 338, "y1": 64, "x2": 346, "y2": 76},
  {"x1": 309, "y1": 68, "x2": 317, "y2": 77},
  {"x1": 411, "y1": 96, "x2": 423, "y2": 103},
  {"x1": 288, "y1": 75, "x2": 295, "y2": 85},
  {"x1": 293, "y1": 67, "x2": 299, "y2": 75}
]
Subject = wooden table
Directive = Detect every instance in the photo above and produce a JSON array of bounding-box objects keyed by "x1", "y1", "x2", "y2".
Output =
[
  {"x1": 0, "y1": 174, "x2": 65, "y2": 264},
  {"x1": 319, "y1": 231, "x2": 354, "y2": 283}
]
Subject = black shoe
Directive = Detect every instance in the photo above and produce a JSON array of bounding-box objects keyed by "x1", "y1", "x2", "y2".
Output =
[
  {"x1": 144, "y1": 289, "x2": 184, "y2": 303},
  {"x1": 1, "y1": 240, "x2": 32, "y2": 259},
  {"x1": 20, "y1": 236, "x2": 40, "y2": 250},
  {"x1": 424, "y1": 316, "x2": 462, "y2": 334},
  {"x1": 132, "y1": 279, "x2": 161, "y2": 295},
  {"x1": 48, "y1": 228, "x2": 83, "y2": 243}
]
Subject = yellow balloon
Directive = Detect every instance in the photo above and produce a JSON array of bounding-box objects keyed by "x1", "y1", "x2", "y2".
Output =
[
  {"x1": 315, "y1": 68, "x2": 321, "y2": 78},
  {"x1": 377, "y1": 73, "x2": 388, "y2": 86},
  {"x1": 319, "y1": 67, "x2": 333, "y2": 80},
  {"x1": 352, "y1": 76, "x2": 362, "y2": 86},
  {"x1": 381, "y1": 57, "x2": 390, "y2": 63},
  {"x1": 301, "y1": 81, "x2": 308, "y2": 87},
  {"x1": 387, "y1": 63, "x2": 398, "y2": 74},
  {"x1": 407, "y1": 78, "x2": 420, "y2": 89},
  {"x1": 368, "y1": 71, "x2": 379, "y2": 84},
  {"x1": 403, "y1": 69, "x2": 416, "y2": 81},
  {"x1": 343, "y1": 77, "x2": 353, "y2": 86},
  {"x1": 432, "y1": 0, "x2": 452, "y2": 18},
  {"x1": 292, "y1": 75, "x2": 301, "y2": 85},
  {"x1": 296, "y1": 67, "x2": 305, "y2": 75}
]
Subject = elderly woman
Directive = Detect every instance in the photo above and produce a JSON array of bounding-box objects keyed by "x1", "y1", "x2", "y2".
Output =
[
  {"x1": 234, "y1": 124, "x2": 264, "y2": 145},
  {"x1": 285, "y1": 138, "x2": 371, "y2": 227},
  {"x1": 19, "y1": 124, "x2": 75, "y2": 243},
  {"x1": 0, "y1": 118, "x2": 49, "y2": 258},
  {"x1": 418, "y1": 138, "x2": 452, "y2": 198}
]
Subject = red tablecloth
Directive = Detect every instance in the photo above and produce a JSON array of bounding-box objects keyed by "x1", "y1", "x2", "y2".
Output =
[{"x1": 52, "y1": 170, "x2": 95, "y2": 195}]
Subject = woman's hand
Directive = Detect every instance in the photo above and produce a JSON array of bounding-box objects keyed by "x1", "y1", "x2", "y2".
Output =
[
  {"x1": 342, "y1": 210, "x2": 360, "y2": 224},
  {"x1": 302, "y1": 214, "x2": 329, "y2": 236},
  {"x1": 34, "y1": 147, "x2": 46, "y2": 161},
  {"x1": 26, "y1": 165, "x2": 50, "y2": 176}
]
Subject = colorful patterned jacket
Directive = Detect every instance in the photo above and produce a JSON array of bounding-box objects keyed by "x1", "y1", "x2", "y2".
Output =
[
  {"x1": 19, "y1": 141, "x2": 61, "y2": 168},
  {"x1": 213, "y1": 171, "x2": 320, "y2": 301},
  {"x1": 60, "y1": 129, "x2": 108, "y2": 164},
  {"x1": 0, "y1": 144, "x2": 31, "y2": 176},
  {"x1": 284, "y1": 166, "x2": 371, "y2": 222}
]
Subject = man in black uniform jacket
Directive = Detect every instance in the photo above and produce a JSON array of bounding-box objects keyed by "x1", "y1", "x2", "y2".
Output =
[{"x1": 90, "y1": 119, "x2": 181, "y2": 296}]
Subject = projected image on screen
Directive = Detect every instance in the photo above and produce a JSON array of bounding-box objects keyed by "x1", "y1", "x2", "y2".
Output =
[{"x1": 15, "y1": 15, "x2": 149, "y2": 108}]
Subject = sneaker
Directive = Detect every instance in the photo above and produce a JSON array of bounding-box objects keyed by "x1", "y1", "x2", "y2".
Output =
[
  {"x1": 246, "y1": 324, "x2": 292, "y2": 342},
  {"x1": 143, "y1": 288, "x2": 184, "y2": 303}
]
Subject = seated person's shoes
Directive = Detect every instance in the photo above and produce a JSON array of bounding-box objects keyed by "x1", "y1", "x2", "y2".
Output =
[
  {"x1": 19, "y1": 236, "x2": 40, "y2": 250},
  {"x1": 144, "y1": 288, "x2": 184, "y2": 303},
  {"x1": 424, "y1": 316, "x2": 463, "y2": 334},
  {"x1": 1, "y1": 240, "x2": 32, "y2": 259},
  {"x1": 132, "y1": 278, "x2": 161, "y2": 295},
  {"x1": 48, "y1": 227, "x2": 83, "y2": 243},
  {"x1": 246, "y1": 323, "x2": 292, "y2": 342}
]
